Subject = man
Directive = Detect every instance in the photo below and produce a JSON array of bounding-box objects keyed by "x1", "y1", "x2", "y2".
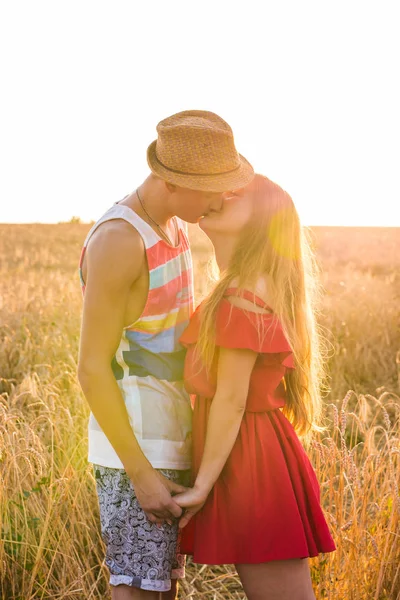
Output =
[{"x1": 78, "y1": 110, "x2": 254, "y2": 599}]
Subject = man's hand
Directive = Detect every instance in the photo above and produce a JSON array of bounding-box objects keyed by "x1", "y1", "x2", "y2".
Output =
[
  {"x1": 129, "y1": 467, "x2": 189, "y2": 525},
  {"x1": 155, "y1": 470, "x2": 189, "y2": 497},
  {"x1": 173, "y1": 486, "x2": 208, "y2": 529}
]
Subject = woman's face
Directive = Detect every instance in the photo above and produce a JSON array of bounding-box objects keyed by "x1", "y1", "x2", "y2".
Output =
[{"x1": 199, "y1": 188, "x2": 253, "y2": 237}]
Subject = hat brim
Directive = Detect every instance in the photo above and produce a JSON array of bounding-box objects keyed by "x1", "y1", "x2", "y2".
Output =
[{"x1": 146, "y1": 140, "x2": 254, "y2": 192}]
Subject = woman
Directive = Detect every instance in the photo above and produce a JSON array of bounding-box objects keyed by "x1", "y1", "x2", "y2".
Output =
[{"x1": 174, "y1": 175, "x2": 336, "y2": 600}]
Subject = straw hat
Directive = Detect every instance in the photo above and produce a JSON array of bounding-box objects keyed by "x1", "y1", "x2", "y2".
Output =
[{"x1": 147, "y1": 110, "x2": 254, "y2": 192}]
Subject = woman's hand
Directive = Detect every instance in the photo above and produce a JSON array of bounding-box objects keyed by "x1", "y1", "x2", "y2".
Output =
[
  {"x1": 127, "y1": 467, "x2": 189, "y2": 527},
  {"x1": 173, "y1": 486, "x2": 208, "y2": 528},
  {"x1": 150, "y1": 471, "x2": 189, "y2": 526}
]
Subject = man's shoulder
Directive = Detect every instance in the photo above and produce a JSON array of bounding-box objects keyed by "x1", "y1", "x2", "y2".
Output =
[
  {"x1": 89, "y1": 218, "x2": 144, "y2": 254},
  {"x1": 86, "y1": 218, "x2": 145, "y2": 283}
]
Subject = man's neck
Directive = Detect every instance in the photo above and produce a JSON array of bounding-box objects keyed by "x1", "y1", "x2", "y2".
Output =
[
  {"x1": 135, "y1": 176, "x2": 174, "y2": 227},
  {"x1": 121, "y1": 176, "x2": 179, "y2": 246}
]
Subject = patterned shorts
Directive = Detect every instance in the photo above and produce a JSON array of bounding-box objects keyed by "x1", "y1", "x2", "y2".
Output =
[{"x1": 94, "y1": 465, "x2": 191, "y2": 592}]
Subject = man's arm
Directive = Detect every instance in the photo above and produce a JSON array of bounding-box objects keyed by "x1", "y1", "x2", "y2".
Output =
[{"x1": 78, "y1": 220, "x2": 185, "y2": 522}]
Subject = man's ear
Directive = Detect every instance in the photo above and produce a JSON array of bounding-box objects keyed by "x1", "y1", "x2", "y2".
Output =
[{"x1": 165, "y1": 181, "x2": 177, "y2": 193}]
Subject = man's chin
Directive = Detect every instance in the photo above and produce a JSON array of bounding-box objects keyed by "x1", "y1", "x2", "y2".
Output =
[
  {"x1": 177, "y1": 215, "x2": 211, "y2": 226},
  {"x1": 198, "y1": 217, "x2": 210, "y2": 231}
]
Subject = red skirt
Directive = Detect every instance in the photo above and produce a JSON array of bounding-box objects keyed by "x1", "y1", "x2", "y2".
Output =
[{"x1": 180, "y1": 397, "x2": 336, "y2": 564}]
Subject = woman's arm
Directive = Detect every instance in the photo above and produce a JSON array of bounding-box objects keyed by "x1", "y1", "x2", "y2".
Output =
[
  {"x1": 175, "y1": 345, "x2": 258, "y2": 527},
  {"x1": 195, "y1": 346, "x2": 258, "y2": 492}
]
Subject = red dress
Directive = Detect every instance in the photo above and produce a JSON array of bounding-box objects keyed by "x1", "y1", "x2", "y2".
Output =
[{"x1": 179, "y1": 289, "x2": 336, "y2": 564}]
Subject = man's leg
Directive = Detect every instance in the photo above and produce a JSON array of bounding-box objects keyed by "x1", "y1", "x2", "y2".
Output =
[
  {"x1": 111, "y1": 584, "x2": 160, "y2": 599},
  {"x1": 110, "y1": 579, "x2": 178, "y2": 599},
  {"x1": 163, "y1": 578, "x2": 178, "y2": 600}
]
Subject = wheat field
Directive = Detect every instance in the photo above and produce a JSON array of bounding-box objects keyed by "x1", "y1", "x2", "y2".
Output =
[{"x1": 0, "y1": 223, "x2": 399, "y2": 600}]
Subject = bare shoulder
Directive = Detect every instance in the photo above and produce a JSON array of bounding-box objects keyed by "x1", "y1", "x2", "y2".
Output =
[
  {"x1": 226, "y1": 276, "x2": 274, "y2": 314},
  {"x1": 86, "y1": 219, "x2": 145, "y2": 287},
  {"x1": 254, "y1": 276, "x2": 273, "y2": 307}
]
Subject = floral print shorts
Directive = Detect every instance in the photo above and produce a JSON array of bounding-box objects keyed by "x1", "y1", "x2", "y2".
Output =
[{"x1": 94, "y1": 465, "x2": 191, "y2": 592}]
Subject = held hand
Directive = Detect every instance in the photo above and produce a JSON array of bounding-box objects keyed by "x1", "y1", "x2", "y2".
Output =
[
  {"x1": 174, "y1": 486, "x2": 208, "y2": 529},
  {"x1": 155, "y1": 471, "x2": 189, "y2": 497},
  {"x1": 128, "y1": 467, "x2": 185, "y2": 525},
  {"x1": 153, "y1": 471, "x2": 190, "y2": 524}
]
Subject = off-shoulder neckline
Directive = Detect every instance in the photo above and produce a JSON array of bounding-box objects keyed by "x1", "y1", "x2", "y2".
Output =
[{"x1": 224, "y1": 288, "x2": 273, "y2": 313}]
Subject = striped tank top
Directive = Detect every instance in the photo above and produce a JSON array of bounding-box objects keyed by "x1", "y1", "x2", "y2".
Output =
[{"x1": 79, "y1": 201, "x2": 194, "y2": 469}]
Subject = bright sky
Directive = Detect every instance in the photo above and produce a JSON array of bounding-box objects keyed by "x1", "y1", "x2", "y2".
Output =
[{"x1": 1, "y1": 1, "x2": 399, "y2": 226}]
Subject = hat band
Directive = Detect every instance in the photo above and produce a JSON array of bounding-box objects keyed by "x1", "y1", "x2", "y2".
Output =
[{"x1": 156, "y1": 155, "x2": 241, "y2": 177}]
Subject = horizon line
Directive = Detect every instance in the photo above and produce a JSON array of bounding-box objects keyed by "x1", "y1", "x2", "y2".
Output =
[{"x1": 0, "y1": 221, "x2": 399, "y2": 229}]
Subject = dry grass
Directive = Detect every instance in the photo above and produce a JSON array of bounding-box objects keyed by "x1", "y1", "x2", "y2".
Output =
[{"x1": 0, "y1": 223, "x2": 399, "y2": 599}]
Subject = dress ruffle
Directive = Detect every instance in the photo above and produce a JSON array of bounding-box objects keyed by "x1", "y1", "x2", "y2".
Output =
[{"x1": 180, "y1": 298, "x2": 295, "y2": 369}]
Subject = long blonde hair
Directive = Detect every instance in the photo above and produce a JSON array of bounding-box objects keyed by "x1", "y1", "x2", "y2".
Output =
[{"x1": 196, "y1": 174, "x2": 327, "y2": 441}]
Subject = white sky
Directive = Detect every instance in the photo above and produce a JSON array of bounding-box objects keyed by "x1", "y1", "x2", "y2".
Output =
[{"x1": 0, "y1": 0, "x2": 399, "y2": 226}]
